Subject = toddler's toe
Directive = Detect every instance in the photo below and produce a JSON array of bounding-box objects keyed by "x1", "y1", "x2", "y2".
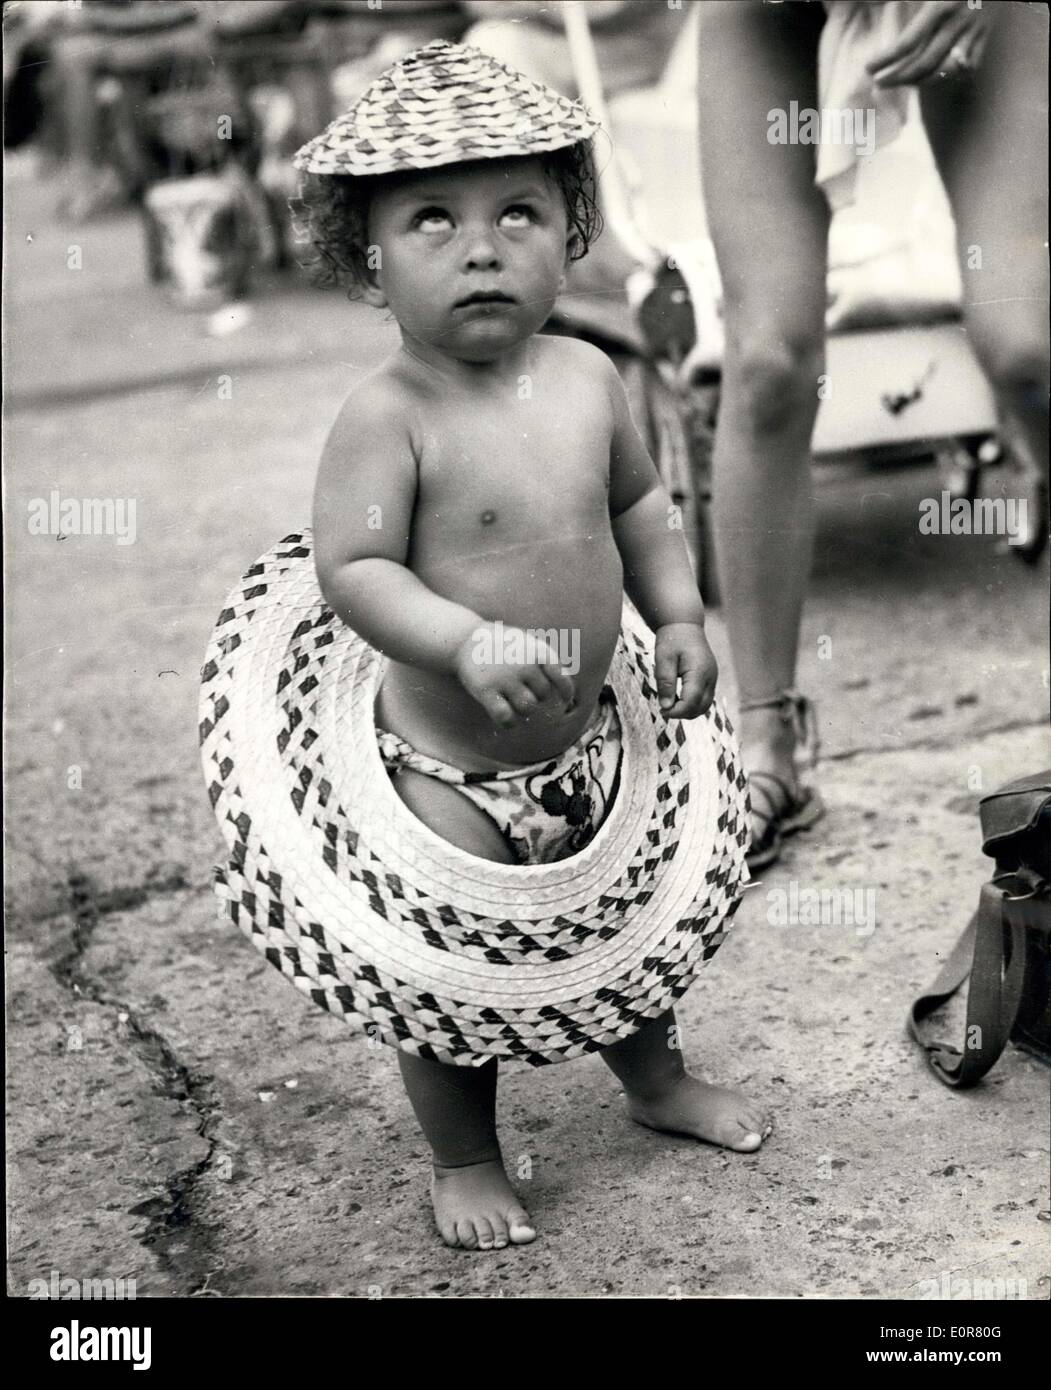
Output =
[
  {"x1": 455, "y1": 1219, "x2": 479, "y2": 1250},
  {"x1": 506, "y1": 1205, "x2": 536, "y2": 1244},
  {"x1": 731, "y1": 1126, "x2": 764, "y2": 1153},
  {"x1": 489, "y1": 1214, "x2": 510, "y2": 1249},
  {"x1": 437, "y1": 1216, "x2": 460, "y2": 1248},
  {"x1": 474, "y1": 1217, "x2": 495, "y2": 1251},
  {"x1": 737, "y1": 1106, "x2": 768, "y2": 1142}
]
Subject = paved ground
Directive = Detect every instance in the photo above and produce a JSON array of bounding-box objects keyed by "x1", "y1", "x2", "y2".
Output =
[{"x1": 5, "y1": 164, "x2": 1049, "y2": 1299}]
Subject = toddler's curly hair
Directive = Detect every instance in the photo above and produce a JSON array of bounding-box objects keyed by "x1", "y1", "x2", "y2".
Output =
[{"x1": 290, "y1": 142, "x2": 602, "y2": 298}]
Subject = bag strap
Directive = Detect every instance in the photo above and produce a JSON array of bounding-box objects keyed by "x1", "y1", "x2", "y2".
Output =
[{"x1": 908, "y1": 875, "x2": 1030, "y2": 1088}]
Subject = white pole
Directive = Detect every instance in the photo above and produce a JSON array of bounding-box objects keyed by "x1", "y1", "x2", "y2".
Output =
[{"x1": 559, "y1": 1, "x2": 660, "y2": 270}]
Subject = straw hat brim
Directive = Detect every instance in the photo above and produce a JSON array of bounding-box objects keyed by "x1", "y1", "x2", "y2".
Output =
[{"x1": 199, "y1": 533, "x2": 750, "y2": 1068}]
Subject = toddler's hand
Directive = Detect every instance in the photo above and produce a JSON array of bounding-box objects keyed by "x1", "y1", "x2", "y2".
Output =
[
  {"x1": 454, "y1": 623, "x2": 577, "y2": 729},
  {"x1": 654, "y1": 623, "x2": 718, "y2": 718}
]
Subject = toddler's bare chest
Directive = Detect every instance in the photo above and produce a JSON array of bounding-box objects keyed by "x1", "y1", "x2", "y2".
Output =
[{"x1": 415, "y1": 409, "x2": 611, "y2": 536}]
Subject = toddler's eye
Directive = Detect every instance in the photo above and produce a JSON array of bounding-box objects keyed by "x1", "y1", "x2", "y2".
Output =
[
  {"x1": 499, "y1": 205, "x2": 535, "y2": 228},
  {"x1": 413, "y1": 207, "x2": 451, "y2": 231}
]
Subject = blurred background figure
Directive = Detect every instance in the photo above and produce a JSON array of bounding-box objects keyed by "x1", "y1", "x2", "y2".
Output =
[
  {"x1": 7, "y1": 1, "x2": 220, "y2": 221},
  {"x1": 3, "y1": 0, "x2": 470, "y2": 307},
  {"x1": 3, "y1": 1, "x2": 471, "y2": 212}
]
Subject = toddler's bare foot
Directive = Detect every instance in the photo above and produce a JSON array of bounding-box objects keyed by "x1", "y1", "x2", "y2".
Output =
[
  {"x1": 626, "y1": 1074, "x2": 773, "y2": 1153},
  {"x1": 430, "y1": 1158, "x2": 536, "y2": 1251}
]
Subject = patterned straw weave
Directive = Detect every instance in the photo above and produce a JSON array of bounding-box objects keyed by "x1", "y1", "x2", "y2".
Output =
[
  {"x1": 199, "y1": 533, "x2": 751, "y2": 1068},
  {"x1": 293, "y1": 40, "x2": 599, "y2": 178}
]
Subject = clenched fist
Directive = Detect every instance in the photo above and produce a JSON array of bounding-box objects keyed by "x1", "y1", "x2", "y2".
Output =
[{"x1": 654, "y1": 622, "x2": 718, "y2": 719}]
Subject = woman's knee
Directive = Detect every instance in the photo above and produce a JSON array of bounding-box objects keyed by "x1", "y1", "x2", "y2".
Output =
[{"x1": 726, "y1": 330, "x2": 826, "y2": 434}]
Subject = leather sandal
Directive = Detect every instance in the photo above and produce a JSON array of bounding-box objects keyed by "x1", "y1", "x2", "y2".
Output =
[{"x1": 740, "y1": 689, "x2": 825, "y2": 870}]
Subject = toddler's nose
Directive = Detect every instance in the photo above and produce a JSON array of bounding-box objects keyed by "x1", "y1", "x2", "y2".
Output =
[{"x1": 463, "y1": 228, "x2": 501, "y2": 271}]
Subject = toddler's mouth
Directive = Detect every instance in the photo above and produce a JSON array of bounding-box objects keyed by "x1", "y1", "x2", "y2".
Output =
[{"x1": 453, "y1": 290, "x2": 518, "y2": 309}]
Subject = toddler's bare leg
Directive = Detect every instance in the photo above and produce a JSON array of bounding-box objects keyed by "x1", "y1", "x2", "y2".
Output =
[
  {"x1": 601, "y1": 1008, "x2": 772, "y2": 1153},
  {"x1": 389, "y1": 768, "x2": 536, "y2": 1250}
]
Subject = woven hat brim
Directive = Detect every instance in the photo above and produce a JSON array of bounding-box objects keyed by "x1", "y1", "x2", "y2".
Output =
[
  {"x1": 292, "y1": 40, "x2": 599, "y2": 178},
  {"x1": 200, "y1": 532, "x2": 751, "y2": 1068}
]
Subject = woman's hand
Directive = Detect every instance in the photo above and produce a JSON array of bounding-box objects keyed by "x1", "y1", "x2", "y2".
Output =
[
  {"x1": 654, "y1": 623, "x2": 718, "y2": 720},
  {"x1": 866, "y1": 1, "x2": 990, "y2": 87}
]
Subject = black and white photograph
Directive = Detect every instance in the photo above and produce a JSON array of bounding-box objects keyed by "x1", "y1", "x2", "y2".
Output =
[{"x1": 5, "y1": 0, "x2": 1049, "y2": 1342}]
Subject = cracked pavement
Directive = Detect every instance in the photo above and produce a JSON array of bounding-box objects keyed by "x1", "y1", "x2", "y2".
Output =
[{"x1": 5, "y1": 167, "x2": 1049, "y2": 1299}]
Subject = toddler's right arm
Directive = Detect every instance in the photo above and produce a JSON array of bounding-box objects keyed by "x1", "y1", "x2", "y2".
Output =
[
  {"x1": 312, "y1": 387, "x2": 481, "y2": 675},
  {"x1": 313, "y1": 383, "x2": 576, "y2": 726}
]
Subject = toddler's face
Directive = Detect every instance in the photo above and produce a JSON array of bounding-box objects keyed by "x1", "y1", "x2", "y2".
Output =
[{"x1": 364, "y1": 157, "x2": 572, "y2": 362}]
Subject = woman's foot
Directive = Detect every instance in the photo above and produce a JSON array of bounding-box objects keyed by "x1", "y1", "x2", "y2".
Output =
[
  {"x1": 626, "y1": 1074, "x2": 773, "y2": 1152},
  {"x1": 430, "y1": 1158, "x2": 536, "y2": 1251},
  {"x1": 740, "y1": 692, "x2": 824, "y2": 869},
  {"x1": 747, "y1": 768, "x2": 824, "y2": 870}
]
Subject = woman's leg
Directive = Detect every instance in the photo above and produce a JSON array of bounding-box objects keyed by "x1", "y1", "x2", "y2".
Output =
[
  {"x1": 920, "y1": 3, "x2": 1049, "y2": 542},
  {"x1": 388, "y1": 768, "x2": 535, "y2": 1250},
  {"x1": 697, "y1": 1, "x2": 830, "y2": 834}
]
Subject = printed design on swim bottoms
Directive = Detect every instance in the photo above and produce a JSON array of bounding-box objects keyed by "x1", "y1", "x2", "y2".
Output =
[
  {"x1": 513, "y1": 689, "x2": 622, "y2": 862},
  {"x1": 377, "y1": 687, "x2": 622, "y2": 866}
]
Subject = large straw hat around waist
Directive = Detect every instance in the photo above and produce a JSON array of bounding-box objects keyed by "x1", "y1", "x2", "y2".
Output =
[{"x1": 199, "y1": 532, "x2": 750, "y2": 1067}]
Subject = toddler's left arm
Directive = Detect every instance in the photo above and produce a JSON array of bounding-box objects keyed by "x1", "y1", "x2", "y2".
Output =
[{"x1": 603, "y1": 357, "x2": 717, "y2": 717}]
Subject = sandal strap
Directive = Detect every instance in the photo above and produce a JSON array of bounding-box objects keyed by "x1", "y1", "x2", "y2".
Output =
[
  {"x1": 747, "y1": 769, "x2": 796, "y2": 826},
  {"x1": 739, "y1": 688, "x2": 820, "y2": 772}
]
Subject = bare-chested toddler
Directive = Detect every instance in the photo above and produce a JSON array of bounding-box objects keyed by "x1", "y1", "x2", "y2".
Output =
[{"x1": 296, "y1": 44, "x2": 771, "y2": 1253}]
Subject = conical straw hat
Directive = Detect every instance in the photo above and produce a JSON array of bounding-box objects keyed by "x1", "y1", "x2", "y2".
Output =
[
  {"x1": 200, "y1": 533, "x2": 751, "y2": 1068},
  {"x1": 293, "y1": 39, "x2": 600, "y2": 178}
]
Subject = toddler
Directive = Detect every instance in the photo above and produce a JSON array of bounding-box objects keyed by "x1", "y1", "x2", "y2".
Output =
[{"x1": 292, "y1": 41, "x2": 770, "y2": 1253}]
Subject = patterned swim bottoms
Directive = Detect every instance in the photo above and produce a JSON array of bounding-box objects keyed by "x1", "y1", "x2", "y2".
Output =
[{"x1": 376, "y1": 685, "x2": 623, "y2": 865}]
